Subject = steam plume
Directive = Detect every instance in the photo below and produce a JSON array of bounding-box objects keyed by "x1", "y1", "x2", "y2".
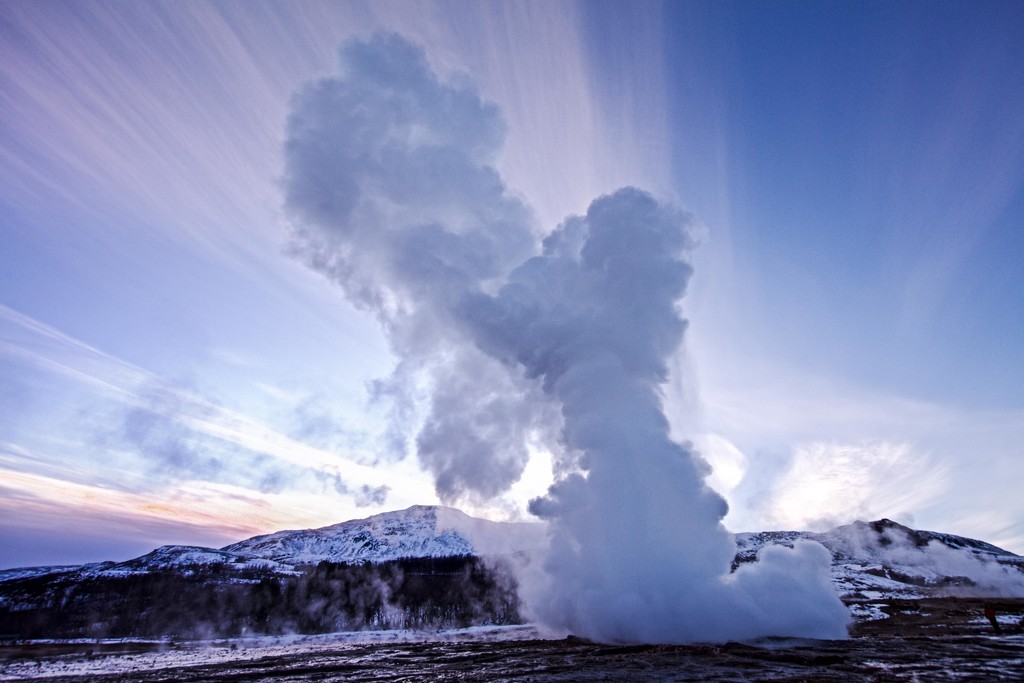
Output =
[{"x1": 284, "y1": 33, "x2": 849, "y2": 643}]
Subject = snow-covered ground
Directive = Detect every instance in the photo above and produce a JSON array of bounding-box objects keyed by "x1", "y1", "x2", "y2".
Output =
[
  {"x1": 0, "y1": 625, "x2": 543, "y2": 681},
  {"x1": 5, "y1": 618, "x2": 1024, "y2": 682}
]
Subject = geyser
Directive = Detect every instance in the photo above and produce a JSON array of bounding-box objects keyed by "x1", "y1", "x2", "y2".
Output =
[{"x1": 284, "y1": 32, "x2": 849, "y2": 643}]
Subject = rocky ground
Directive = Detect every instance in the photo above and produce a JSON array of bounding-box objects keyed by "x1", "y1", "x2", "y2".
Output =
[{"x1": 2, "y1": 598, "x2": 1023, "y2": 681}]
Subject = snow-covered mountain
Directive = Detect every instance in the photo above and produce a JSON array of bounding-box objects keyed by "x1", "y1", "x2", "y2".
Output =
[
  {"x1": 0, "y1": 506, "x2": 544, "y2": 584},
  {"x1": 4, "y1": 508, "x2": 1023, "y2": 642},
  {"x1": 736, "y1": 518, "x2": 1024, "y2": 614},
  {"x1": 223, "y1": 504, "x2": 545, "y2": 565},
  {"x1": 2, "y1": 508, "x2": 1022, "y2": 605}
]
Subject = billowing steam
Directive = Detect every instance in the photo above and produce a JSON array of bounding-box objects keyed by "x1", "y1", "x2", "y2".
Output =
[{"x1": 284, "y1": 33, "x2": 849, "y2": 643}]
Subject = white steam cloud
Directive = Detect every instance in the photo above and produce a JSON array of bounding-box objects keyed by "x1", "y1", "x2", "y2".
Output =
[{"x1": 284, "y1": 33, "x2": 849, "y2": 643}]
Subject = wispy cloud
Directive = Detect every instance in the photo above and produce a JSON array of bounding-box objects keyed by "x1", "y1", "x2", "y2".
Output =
[
  {"x1": 0, "y1": 303, "x2": 412, "y2": 512},
  {"x1": 755, "y1": 440, "x2": 948, "y2": 531},
  {"x1": 0, "y1": 465, "x2": 338, "y2": 567},
  {"x1": 683, "y1": 359, "x2": 1024, "y2": 550}
]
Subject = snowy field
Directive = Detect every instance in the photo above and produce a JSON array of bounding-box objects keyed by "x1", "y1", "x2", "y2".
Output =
[
  {"x1": 4, "y1": 602, "x2": 1024, "y2": 682},
  {"x1": 0, "y1": 625, "x2": 539, "y2": 680}
]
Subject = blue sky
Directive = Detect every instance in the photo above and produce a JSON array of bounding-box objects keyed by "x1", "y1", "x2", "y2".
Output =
[
  {"x1": 675, "y1": 1, "x2": 1024, "y2": 407},
  {"x1": 2, "y1": 0, "x2": 1023, "y2": 569}
]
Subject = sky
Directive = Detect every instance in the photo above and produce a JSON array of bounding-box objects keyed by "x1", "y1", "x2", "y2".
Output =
[{"x1": 1, "y1": 0, "x2": 1023, "y2": 569}]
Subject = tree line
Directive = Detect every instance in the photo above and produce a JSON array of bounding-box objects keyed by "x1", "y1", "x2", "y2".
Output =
[{"x1": 0, "y1": 555, "x2": 521, "y2": 639}]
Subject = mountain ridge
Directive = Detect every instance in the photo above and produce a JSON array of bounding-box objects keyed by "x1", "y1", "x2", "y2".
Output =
[{"x1": 3, "y1": 506, "x2": 1022, "y2": 608}]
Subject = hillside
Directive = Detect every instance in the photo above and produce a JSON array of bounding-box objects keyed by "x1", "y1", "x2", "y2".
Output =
[{"x1": 2, "y1": 507, "x2": 1023, "y2": 639}]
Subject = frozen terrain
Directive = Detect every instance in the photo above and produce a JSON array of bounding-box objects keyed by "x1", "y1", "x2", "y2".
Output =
[
  {"x1": 3, "y1": 607, "x2": 1024, "y2": 682},
  {"x1": 4, "y1": 509, "x2": 1024, "y2": 680}
]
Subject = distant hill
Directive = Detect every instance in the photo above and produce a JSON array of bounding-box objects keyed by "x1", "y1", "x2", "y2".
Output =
[
  {"x1": 0, "y1": 505, "x2": 544, "y2": 586},
  {"x1": 2, "y1": 507, "x2": 1022, "y2": 638},
  {"x1": 223, "y1": 504, "x2": 545, "y2": 565},
  {"x1": 735, "y1": 518, "x2": 1024, "y2": 620}
]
